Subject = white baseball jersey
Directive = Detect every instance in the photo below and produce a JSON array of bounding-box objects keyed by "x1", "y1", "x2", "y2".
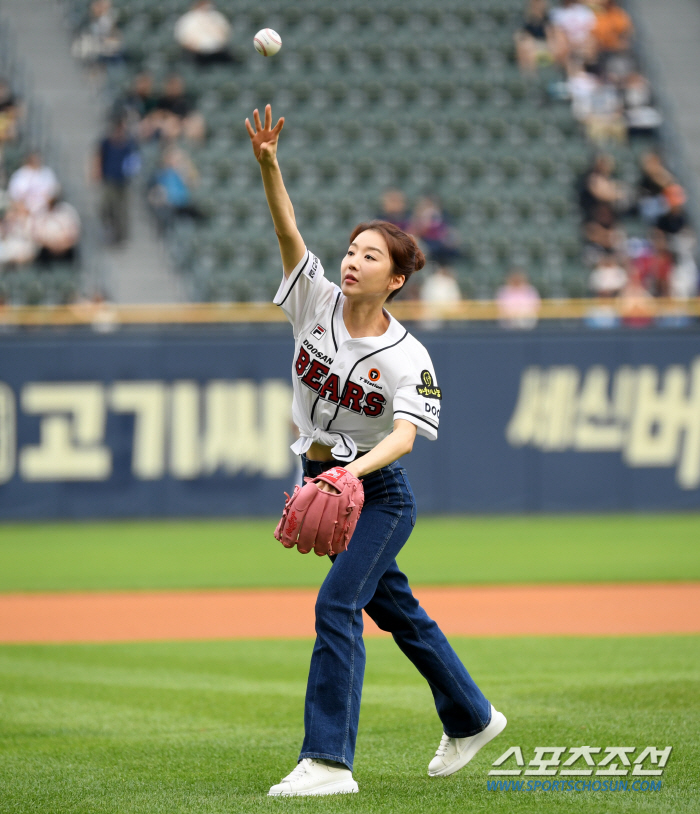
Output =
[{"x1": 274, "y1": 248, "x2": 441, "y2": 462}]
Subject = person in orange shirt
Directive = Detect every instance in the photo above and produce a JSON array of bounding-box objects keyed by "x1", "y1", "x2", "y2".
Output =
[{"x1": 592, "y1": 0, "x2": 633, "y2": 53}]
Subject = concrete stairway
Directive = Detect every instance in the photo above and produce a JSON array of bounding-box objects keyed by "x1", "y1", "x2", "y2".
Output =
[
  {"x1": 629, "y1": 0, "x2": 700, "y2": 233},
  {"x1": 0, "y1": 0, "x2": 185, "y2": 303}
]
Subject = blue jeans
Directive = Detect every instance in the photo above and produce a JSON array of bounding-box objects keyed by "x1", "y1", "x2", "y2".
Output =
[{"x1": 298, "y1": 456, "x2": 492, "y2": 771}]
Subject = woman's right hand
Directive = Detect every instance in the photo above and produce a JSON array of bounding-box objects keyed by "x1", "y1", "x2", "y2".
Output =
[{"x1": 245, "y1": 104, "x2": 284, "y2": 166}]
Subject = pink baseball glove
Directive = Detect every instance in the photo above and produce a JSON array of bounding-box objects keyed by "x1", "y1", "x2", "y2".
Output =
[{"x1": 274, "y1": 467, "x2": 365, "y2": 556}]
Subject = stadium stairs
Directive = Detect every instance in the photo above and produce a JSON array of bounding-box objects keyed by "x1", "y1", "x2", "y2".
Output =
[
  {"x1": 0, "y1": 11, "x2": 84, "y2": 305},
  {"x1": 630, "y1": 0, "x2": 700, "y2": 239},
  {"x1": 0, "y1": 0, "x2": 184, "y2": 304}
]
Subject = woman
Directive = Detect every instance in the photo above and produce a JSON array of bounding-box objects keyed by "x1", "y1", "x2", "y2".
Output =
[
  {"x1": 246, "y1": 105, "x2": 506, "y2": 797},
  {"x1": 514, "y1": 0, "x2": 557, "y2": 76}
]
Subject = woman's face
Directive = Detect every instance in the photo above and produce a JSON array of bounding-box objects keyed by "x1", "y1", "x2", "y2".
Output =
[{"x1": 340, "y1": 229, "x2": 404, "y2": 302}]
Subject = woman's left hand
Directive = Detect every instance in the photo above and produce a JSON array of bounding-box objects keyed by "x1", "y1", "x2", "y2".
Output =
[
  {"x1": 316, "y1": 480, "x2": 340, "y2": 494},
  {"x1": 315, "y1": 462, "x2": 361, "y2": 493}
]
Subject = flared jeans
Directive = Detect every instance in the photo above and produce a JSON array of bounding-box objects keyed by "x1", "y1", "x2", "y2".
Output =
[{"x1": 298, "y1": 456, "x2": 492, "y2": 771}]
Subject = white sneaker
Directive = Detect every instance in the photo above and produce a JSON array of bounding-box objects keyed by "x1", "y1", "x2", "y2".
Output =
[
  {"x1": 268, "y1": 758, "x2": 359, "y2": 797},
  {"x1": 428, "y1": 705, "x2": 507, "y2": 777}
]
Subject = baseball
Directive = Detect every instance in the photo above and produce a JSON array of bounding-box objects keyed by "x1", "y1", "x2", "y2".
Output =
[{"x1": 253, "y1": 29, "x2": 282, "y2": 57}]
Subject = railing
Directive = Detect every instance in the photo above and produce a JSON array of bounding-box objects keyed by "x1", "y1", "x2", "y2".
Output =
[{"x1": 0, "y1": 298, "x2": 698, "y2": 327}]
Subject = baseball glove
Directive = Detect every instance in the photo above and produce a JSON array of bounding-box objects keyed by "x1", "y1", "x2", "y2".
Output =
[{"x1": 274, "y1": 467, "x2": 365, "y2": 556}]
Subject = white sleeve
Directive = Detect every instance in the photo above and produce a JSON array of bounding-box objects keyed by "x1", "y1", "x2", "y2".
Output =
[
  {"x1": 273, "y1": 249, "x2": 336, "y2": 336},
  {"x1": 392, "y1": 346, "x2": 441, "y2": 441}
]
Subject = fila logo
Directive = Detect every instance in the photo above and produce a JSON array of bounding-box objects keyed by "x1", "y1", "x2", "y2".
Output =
[{"x1": 312, "y1": 324, "x2": 326, "y2": 340}]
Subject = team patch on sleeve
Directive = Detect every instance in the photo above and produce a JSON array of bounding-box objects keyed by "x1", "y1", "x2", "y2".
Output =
[{"x1": 416, "y1": 370, "x2": 442, "y2": 400}]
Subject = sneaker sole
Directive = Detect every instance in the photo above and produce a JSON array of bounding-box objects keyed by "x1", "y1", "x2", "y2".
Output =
[
  {"x1": 268, "y1": 779, "x2": 359, "y2": 797},
  {"x1": 428, "y1": 708, "x2": 508, "y2": 777}
]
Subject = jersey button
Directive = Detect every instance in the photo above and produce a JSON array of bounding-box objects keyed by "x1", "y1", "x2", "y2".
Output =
[{"x1": 337, "y1": 363, "x2": 345, "y2": 370}]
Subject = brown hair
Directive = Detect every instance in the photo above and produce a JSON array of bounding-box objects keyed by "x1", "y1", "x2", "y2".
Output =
[{"x1": 349, "y1": 220, "x2": 425, "y2": 302}]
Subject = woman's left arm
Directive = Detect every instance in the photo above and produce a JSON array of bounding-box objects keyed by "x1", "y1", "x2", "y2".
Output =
[{"x1": 316, "y1": 420, "x2": 417, "y2": 493}]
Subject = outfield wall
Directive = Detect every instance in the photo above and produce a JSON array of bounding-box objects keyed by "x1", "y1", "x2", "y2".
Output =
[{"x1": 0, "y1": 326, "x2": 699, "y2": 518}]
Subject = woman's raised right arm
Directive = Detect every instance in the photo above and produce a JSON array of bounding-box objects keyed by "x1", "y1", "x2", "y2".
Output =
[{"x1": 246, "y1": 104, "x2": 306, "y2": 277}]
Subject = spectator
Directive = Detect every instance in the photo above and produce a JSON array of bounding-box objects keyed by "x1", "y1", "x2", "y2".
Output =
[
  {"x1": 591, "y1": 0, "x2": 633, "y2": 56},
  {"x1": 587, "y1": 86, "x2": 626, "y2": 145},
  {"x1": 141, "y1": 75, "x2": 206, "y2": 142},
  {"x1": 156, "y1": 75, "x2": 195, "y2": 120},
  {"x1": 588, "y1": 253, "x2": 627, "y2": 296},
  {"x1": 8, "y1": 152, "x2": 60, "y2": 215},
  {"x1": 619, "y1": 271, "x2": 654, "y2": 327},
  {"x1": 93, "y1": 117, "x2": 140, "y2": 246},
  {"x1": 120, "y1": 72, "x2": 160, "y2": 126},
  {"x1": 67, "y1": 290, "x2": 118, "y2": 331},
  {"x1": 496, "y1": 269, "x2": 541, "y2": 329},
  {"x1": 409, "y1": 197, "x2": 460, "y2": 265},
  {"x1": 0, "y1": 79, "x2": 22, "y2": 144},
  {"x1": 577, "y1": 154, "x2": 628, "y2": 220},
  {"x1": 0, "y1": 79, "x2": 17, "y2": 115},
  {"x1": 568, "y1": 62, "x2": 626, "y2": 144},
  {"x1": 583, "y1": 203, "x2": 626, "y2": 261},
  {"x1": 72, "y1": 0, "x2": 123, "y2": 67},
  {"x1": 550, "y1": 0, "x2": 597, "y2": 67},
  {"x1": 376, "y1": 189, "x2": 410, "y2": 232},
  {"x1": 174, "y1": 1, "x2": 233, "y2": 65},
  {"x1": 669, "y1": 232, "x2": 699, "y2": 299},
  {"x1": 567, "y1": 62, "x2": 599, "y2": 121},
  {"x1": 147, "y1": 147, "x2": 203, "y2": 232},
  {"x1": 623, "y1": 73, "x2": 662, "y2": 137},
  {"x1": 514, "y1": 0, "x2": 557, "y2": 76},
  {"x1": 637, "y1": 152, "x2": 674, "y2": 223},
  {"x1": 419, "y1": 265, "x2": 461, "y2": 328},
  {"x1": 656, "y1": 184, "x2": 688, "y2": 236},
  {"x1": 33, "y1": 195, "x2": 81, "y2": 264},
  {"x1": 632, "y1": 229, "x2": 673, "y2": 297},
  {"x1": 0, "y1": 201, "x2": 38, "y2": 266}
]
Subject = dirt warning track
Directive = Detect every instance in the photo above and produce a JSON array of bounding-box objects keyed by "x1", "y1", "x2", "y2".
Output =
[{"x1": 0, "y1": 583, "x2": 698, "y2": 643}]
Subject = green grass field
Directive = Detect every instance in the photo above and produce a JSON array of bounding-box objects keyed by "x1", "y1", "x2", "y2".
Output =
[
  {"x1": 1, "y1": 514, "x2": 699, "y2": 592},
  {"x1": 1, "y1": 514, "x2": 698, "y2": 812},
  {"x1": 0, "y1": 636, "x2": 697, "y2": 813}
]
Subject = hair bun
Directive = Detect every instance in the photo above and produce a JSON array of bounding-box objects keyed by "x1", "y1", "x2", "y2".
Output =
[{"x1": 413, "y1": 242, "x2": 426, "y2": 273}]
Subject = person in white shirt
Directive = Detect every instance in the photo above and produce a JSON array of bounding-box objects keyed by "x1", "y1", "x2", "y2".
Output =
[
  {"x1": 174, "y1": 0, "x2": 232, "y2": 64},
  {"x1": 33, "y1": 196, "x2": 81, "y2": 263},
  {"x1": 419, "y1": 265, "x2": 462, "y2": 329},
  {"x1": 246, "y1": 105, "x2": 507, "y2": 798},
  {"x1": 550, "y1": 0, "x2": 597, "y2": 64},
  {"x1": 8, "y1": 152, "x2": 59, "y2": 215}
]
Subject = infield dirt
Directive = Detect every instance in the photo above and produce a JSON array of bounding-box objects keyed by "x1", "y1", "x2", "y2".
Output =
[{"x1": 1, "y1": 582, "x2": 698, "y2": 643}]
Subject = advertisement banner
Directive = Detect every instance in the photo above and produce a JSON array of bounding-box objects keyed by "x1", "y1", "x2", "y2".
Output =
[{"x1": 0, "y1": 328, "x2": 699, "y2": 518}]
